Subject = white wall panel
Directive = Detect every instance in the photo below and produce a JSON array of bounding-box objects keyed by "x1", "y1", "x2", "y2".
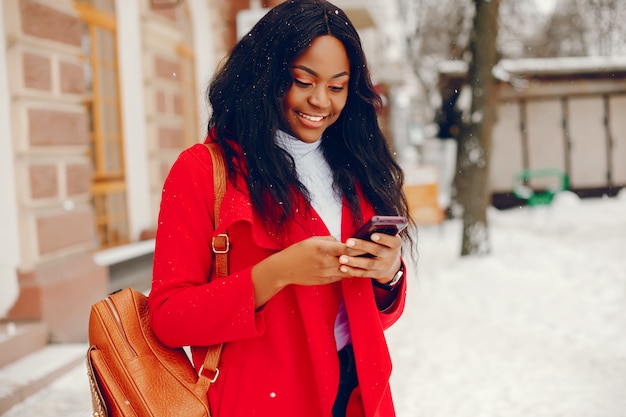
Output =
[
  {"x1": 490, "y1": 101, "x2": 523, "y2": 191},
  {"x1": 568, "y1": 97, "x2": 607, "y2": 188},
  {"x1": 526, "y1": 99, "x2": 566, "y2": 189},
  {"x1": 609, "y1": 95, "x2": 626, "y2": 184}
]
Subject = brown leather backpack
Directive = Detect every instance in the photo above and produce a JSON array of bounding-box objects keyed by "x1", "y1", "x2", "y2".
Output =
[{"x1": 87, "y1": 144, "x2": 227, "y2": 417}]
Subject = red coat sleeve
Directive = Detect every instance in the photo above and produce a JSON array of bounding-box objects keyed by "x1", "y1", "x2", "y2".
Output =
[{"x1": 148, "y1": 145, "x2": 264, "y2": 347}]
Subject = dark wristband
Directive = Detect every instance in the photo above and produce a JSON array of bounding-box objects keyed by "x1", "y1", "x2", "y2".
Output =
[{"x1": 372, "y1": 264, "x2": 404, "y2": 291}]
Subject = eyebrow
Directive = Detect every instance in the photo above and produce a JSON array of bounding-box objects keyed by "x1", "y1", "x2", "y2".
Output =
[{"x1": 291, "y1": 65, "x2": 349, "y2": 79}]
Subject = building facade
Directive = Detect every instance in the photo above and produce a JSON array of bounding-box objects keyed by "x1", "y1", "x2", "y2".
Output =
[
  {"x1": 1, "y1": 0, "x2": 406, "y2": 343},
  {"x1": 0, "y1": 0, "x2": 236, "y2": 343}
]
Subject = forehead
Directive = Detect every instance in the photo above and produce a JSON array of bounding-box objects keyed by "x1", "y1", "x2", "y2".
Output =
[{"x1": 293, "y1": 35, "x2": 350, "y2": 76}]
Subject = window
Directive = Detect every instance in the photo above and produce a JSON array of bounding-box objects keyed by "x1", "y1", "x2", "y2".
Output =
[{"x1": 75, "y1": 0, "x2": 129, "y2": 249}]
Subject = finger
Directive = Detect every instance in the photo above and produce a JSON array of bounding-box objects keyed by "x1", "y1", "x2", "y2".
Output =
[
  {"x1": 308, "y1": 238, "x2": 346, "y2": 258},
  {"x1": 339, "y1": 250, "x2": 401, "y2": 279},
  {"x1": 369, "y1": 233, "x2": 401, "y2": 249},
  {"x1": 346, "y1": 238, "x2": 386, "y2": 259},
  {"x1": 339, "y1": 254, "x2": 376, "y2": 274},
  {"x1": 312, "y1": 235, "x2": 340, "y2": 242}
]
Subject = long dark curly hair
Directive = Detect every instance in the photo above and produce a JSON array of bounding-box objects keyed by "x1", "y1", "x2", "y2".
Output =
[{"x1": 207, "y1": 0, "x2": 412, "y2": 236}]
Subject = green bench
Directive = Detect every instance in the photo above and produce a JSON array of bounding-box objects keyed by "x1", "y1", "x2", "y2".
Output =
[{"x1": 512, "y1": 168, "x2": 570, "y2": 206}]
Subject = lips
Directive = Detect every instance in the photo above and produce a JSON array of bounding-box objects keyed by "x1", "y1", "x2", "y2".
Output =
[{"x1": 295, "y1": 110, "x2": 327, "y2": 124}]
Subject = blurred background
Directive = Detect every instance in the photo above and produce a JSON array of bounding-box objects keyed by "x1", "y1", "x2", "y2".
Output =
[{"x1": 0, "y1": 0, "x2": 624, "y2": 415}]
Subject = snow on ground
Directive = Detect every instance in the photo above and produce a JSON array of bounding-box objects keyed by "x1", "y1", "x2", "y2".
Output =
[
  {"x1": 4, "y1": 192, "x2": 626, "y2": 417},
  {"x1": 388, "y1": 191, "x2": 626, "y2": 417}
]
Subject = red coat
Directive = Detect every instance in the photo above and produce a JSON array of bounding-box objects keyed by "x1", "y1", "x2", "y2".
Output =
[{"x1": 149, "y1": 142, "x2": 407, "y2": 417}]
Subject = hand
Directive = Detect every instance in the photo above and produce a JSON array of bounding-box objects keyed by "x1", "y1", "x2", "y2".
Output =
[
  {"x1": 251, "y1": 236, "x2": 349, "y2": 306},
  {"x1": 338, "y1": 233, "x2": 402, "y2": 285},
  {"x1": 276, "y1": 236, "x2": 350, "y2": 286}
]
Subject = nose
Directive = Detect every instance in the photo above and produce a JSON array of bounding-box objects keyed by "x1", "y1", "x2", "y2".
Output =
[{"x1": 308, "y1": 86, "x2": 331, "y2": 109}]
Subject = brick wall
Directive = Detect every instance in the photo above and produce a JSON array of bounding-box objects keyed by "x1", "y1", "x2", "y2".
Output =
[
  {"x1": 2, "y1": 0, "x2": 262, "y2": 342},
  {"x1": 4, "y1": 0, "x2": 106, "y2": 342},
  {"x1": 212, "y1": 0, "x2": 282, "y2": 52},
  {"x1": 6, "y1": 0, "x2": 95, "y2": 261},
  {"x1": 142, "y1": 1, "x2": 200, "y2": 224}
]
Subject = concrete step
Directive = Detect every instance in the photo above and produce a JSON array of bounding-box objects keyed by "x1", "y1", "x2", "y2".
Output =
[
  {"x1": 0, "y1": 343, "x2": 87, "y2": 415},
  {"x1": 0, "y1": 321, "x2": 48, "y2": 368},
  {"x1": 1, "y1": 362, "x2": 92, "y2": 417}
]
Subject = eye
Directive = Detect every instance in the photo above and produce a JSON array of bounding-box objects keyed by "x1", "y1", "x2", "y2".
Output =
[
  {"x1": 293, "y1": 79, "x2": 312, "y2": 88},
  {"x1": 329, "y1": 85, "x2": 345, "y2": 92}
]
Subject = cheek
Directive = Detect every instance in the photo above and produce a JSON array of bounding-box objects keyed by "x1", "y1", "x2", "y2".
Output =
[
  {"x1": 333, "y1": 94, "x2": 348, "y2": 115},
  {"x1": 281, "y1": 94, "x2": 294, "y2": 119},
  {"x1": 282, "y1": 90, "x2": 299, "y2": 114}
]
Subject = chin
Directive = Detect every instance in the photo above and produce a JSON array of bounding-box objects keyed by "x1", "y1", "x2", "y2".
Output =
[{"x1": 296, "y1": 131, "x2": 324, "y2": 143}]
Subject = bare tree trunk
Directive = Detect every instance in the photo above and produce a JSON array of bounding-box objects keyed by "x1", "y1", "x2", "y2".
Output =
[{"x1": 455, "y1": 0, "x2": 500, "y2": 256}]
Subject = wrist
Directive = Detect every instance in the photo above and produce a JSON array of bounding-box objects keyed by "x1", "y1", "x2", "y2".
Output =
[
  {"x1": 251, "y1": 255, "x2": 288, "y2": 307},
  {"x1": 372, "y1": 263, "x2": 404, "y2": 291}
]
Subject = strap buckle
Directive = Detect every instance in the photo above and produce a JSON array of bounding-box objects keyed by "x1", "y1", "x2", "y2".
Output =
[
  {"x1": 198, "y1": 365, "x2": 220, "y2": 383},
  {"x1": 212, "y1": 234, "x2": 230, "y2": 254}
]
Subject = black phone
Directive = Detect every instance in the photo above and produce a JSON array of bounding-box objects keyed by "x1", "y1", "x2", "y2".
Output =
[{"x1": 351, "y1": 215, "x2": 408, "y2": 241}]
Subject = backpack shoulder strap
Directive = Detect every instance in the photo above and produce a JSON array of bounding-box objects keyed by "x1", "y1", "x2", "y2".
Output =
[
  {"x1": 198, "y1": 143, "x2": 227, "y2": 390},
  {"x1": 205, "y1": 143, "x2": 228, "y2": 280},
  {"x1": 205, "y1": 143, "x2": 226, "y2": 231}
]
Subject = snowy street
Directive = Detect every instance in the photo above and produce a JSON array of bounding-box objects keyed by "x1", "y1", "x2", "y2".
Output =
[
  {"x1": 389, "y1": 192, "x2": 626, "y2": 416},
  {"x1": 4, "y1": 193, "x2": 626, "y2": 417}
]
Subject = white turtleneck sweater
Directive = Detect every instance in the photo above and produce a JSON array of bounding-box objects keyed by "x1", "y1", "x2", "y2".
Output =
[{"x1": 275, "y1": 130, "x2": 351, "y2": 351}]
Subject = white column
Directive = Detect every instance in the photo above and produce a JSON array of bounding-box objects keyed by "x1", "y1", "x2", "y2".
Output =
[
  {"x1": 189, "y1": 0, "x2": 217, "y2": 138},
  {"x1": 115, "y1": 0, "x2": 151, "y2": 240},
  {"x1": 0, "y1": 3, "x2": 20, "y2": 317}
]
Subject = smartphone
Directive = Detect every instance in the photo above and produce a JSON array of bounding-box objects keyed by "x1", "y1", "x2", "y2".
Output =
[{"x1": 351, "y1": 215, "x2": 408, "y2": 241}]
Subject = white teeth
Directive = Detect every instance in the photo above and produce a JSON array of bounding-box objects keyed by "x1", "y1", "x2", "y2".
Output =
[{"x1": 298, "y1": 112, "x2": 324, "y2": 122}]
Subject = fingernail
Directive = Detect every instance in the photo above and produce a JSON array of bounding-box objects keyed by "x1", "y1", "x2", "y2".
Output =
[
  {"x1": 339, "y1": 255, "x2": 349, "y2": 264},
  {"x1": 340, "y1": 266, "x2": 348, "y2": 273},
  {"x1": 346, "y1": 239, "x2": 355, "y2": 247},
  {"x1": 371, "y1": 234, "x2": 380, "y2": 242}
]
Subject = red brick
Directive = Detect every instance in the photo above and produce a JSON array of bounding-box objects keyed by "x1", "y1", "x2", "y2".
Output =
[
  {"x1": 37, "y1": 209, "x2": 95, "y2": 254},
  {"x1": 29, "y1": 164, "x2": 58, "y2": 199},
  {"x1": 160, "y1": 161, "x2": 171, "y2": 184},
  {"x1": 8, "y1": 254, "x2": 108, "y2": 342},
  {"x1": 20, "y1": 0, "x2": 82, "y2": 47},
  {"x1": 173, "y1": 93, "x2": 183, "y2": 114},
  {"x1": 60, "y1": 61, "x2": 85, "y2": 94},
  {"x1": 7, "y1": 286, "x2": 43, "y2": 320},
  {"x1": 154, "y1": 56, "x2": 180, "y2": 82},
  {"x1": 156, "y1": 90, "x2": 167, "y2": 112},
  {"x1": 158, "y1": 126, "x2": 184, "y2": 148},
  {"x1": 66, "y1": 163, "x2": 92, "y2": 195},
  {"x1": 23, "y1": 52, "x2": 51, "y2": 91},
  {"x1": 220, "y1": 0, "x2": 249, "y2": 50},
  {"x1": 150, "y1": 4, "x2": 177, "y2": 21},
  {"x1": 28, "y1": 108, "x2": 88, "y2": 146}
]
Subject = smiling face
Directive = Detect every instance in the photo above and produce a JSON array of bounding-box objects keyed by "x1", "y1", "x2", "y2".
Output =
[{"x1": 282, "y1": 35, "x2": 350, "y2": 143}]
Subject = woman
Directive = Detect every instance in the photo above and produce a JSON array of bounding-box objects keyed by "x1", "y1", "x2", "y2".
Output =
[{"x1": 149, "y1": 1, "x2": 414, "y2": 416}]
